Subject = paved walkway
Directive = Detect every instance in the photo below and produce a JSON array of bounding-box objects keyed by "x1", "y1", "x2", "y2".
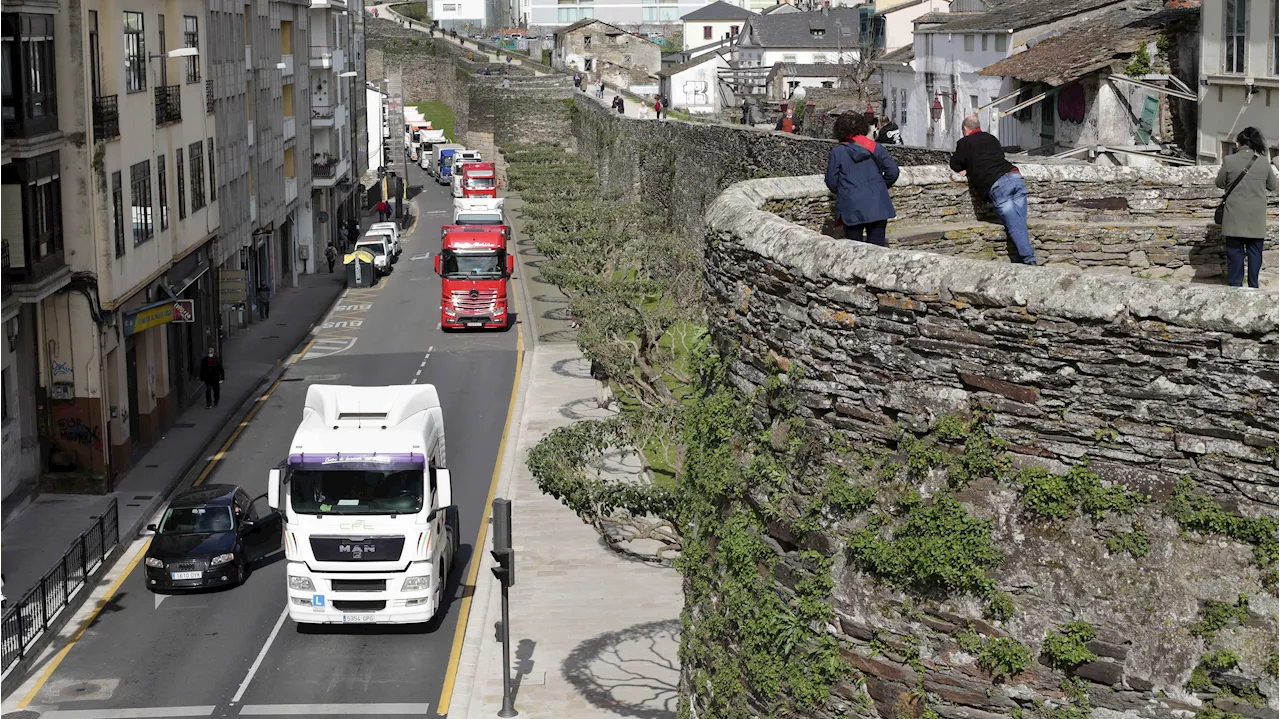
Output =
[{"x1": 447, "y1": 341, "x2": 683, "y2": 719}]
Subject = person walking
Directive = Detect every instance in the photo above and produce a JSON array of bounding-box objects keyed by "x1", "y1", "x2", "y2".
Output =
[
  {"x1": 949, "y1": 115, "x2": 1037, "y2": 265},
  {"x1": 256, "y1": 282, "x2": 271, "y2": 320},
  {"x1": 824, "y1": 113, "x2": 900, "y2": 246},
  {"x1": 376, "y1": 199, "x2": 390, "y2": 222},
  {"x1": 775, "y1": 108, "x2": 796, "y2": 133},
  {"x1": 502, "y1": 77, "x2": 511, "y2": 89},
  {"x1": 1216, "y1": 126, "x2": 1278, "y2": 289},
  {"x1": 654, "y1": 96, "x2": 663, "y2": 120},
  {"x1": 877, "y1": 116, "x2": 901, "y2": 145},
  {"x1": 573, "y1": 72, "x2": 582, "y2": 91},
  {"x1": 325, "y1": 244, "x2": 338, "y2": 273},
  {"x1": 596, "y1": 80, "x2": 605, "y2": 99},
  {"x1": 199, "y1": 347, "x2": 225, "y2": 409}
]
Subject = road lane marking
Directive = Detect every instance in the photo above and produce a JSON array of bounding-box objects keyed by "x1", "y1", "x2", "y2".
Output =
[
  {"x1": 238, "y1": 703, "x2": 431, "y2": 715},
  {"x1": 39, "y1": 706, "x2": 217, "y2": 718},
  {"x1": 16, "y1": 537, "x2": 152, "y2": 708},
  {"x1": 195, "y1": 378, "x2": 284, "y2": 487},
  {"x1": 435, "y1": 292, "x2": 525, "y2": 714},
  {"x1": 230, "y1": 607, "x2": 289, "y2": 704}
]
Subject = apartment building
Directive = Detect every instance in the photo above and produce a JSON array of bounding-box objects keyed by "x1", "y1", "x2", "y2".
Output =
[
  {"x1": 1197, "y1": 0, "x2": 1278, "y2": 163},
  {"x1": 309, "y1": 0, "x2": 367, "y2": 251}
]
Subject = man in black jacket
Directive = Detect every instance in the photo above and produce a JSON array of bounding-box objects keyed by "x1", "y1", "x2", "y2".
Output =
[
  {"x1": 949, "y1": 115, "x2": 1037, "y2": 264},
  {"x1": 199, "y1": 348, "x2": 225, "y2": 409}
]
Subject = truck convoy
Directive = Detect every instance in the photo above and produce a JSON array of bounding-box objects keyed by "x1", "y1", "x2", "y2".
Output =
[
  {"x1": 269, "y1": 384, "x2": 458, "y2": 625},
  {"x1": 433, "y1": 144, "x2": 464, "y2": 184},
  {"x1": 435, "y1": 227, "x2": 514, "y2": 331},
  {"x1": 451, "y1": 198, "x2": 511, "y2": 244},
  {"x1": 461, "y1": 162, "x2": 498, "y2": 199}
]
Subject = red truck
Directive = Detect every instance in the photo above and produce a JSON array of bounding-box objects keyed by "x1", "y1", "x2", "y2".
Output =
[
  {"x1": 460, "y1": 162, "x2": 498, "y2": 199},
  {"x1": 434, "y1": 226, "x2": 514, "y2": 330}
]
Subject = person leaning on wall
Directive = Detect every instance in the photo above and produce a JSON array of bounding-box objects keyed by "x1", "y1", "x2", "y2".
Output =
[{"x1": 1215, "y1": 126, "x2": 1278, "y2": 289}]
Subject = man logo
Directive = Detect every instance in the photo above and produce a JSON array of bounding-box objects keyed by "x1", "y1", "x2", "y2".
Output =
[{"x1": 339, "y1": 543, "x2": 377, "y2": 559}]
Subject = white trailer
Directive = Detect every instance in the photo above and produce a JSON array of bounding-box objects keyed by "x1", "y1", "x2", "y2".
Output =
[{"x1": 268, "y1": 384, "x2": 458, "y2": 625}]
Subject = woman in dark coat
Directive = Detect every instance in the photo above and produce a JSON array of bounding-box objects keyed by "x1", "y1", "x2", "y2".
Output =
[
  {"x1": 824, "y1": 114, "x2": 900, "y2": 246},
  {"x1": 1216, "y1": 126, "x2": 1278, "y2": 288}
]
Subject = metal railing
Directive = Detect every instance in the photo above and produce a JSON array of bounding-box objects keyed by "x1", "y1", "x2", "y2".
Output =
[
  {"x1": 312, "y1": 105, "x2": 335, "y2": 120},
  {"x1": 1, "y1": 498, "x2": 119, "y2": 674},
  {"x1": 313, "y1": 162, "x2": 337, "y2": 178},
  {"x1": 92, "y1": 95, "x2": 120, "y2": 141},
  {"x1": 155, "y1": 85, "x2": 182, "y2": 125},
  {"x1": 206, "y1": 78, "x2": 214, "y2": 114}
]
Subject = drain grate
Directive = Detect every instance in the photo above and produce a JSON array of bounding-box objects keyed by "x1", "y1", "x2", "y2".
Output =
[
  {"x1": 145, "y1": 464, "x2": 160, "y2": 468},
  {"x1": 265, "y1": 335, "x2": 280, "y2": 339},
  {"x1": 126, "y1": 503, "x2": 141, "y2": 507},
  {"x1": 173, "y1": 423, "x2": 196, "y2": 428},
  {"x1": 134, "y1": 495, "x2": 154, "y2": 500}
]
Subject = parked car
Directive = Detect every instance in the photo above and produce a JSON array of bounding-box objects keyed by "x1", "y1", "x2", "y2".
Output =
[
  {"x1": 366, "y1": 223, "x2": 402, "y2": 259},
  {"x1": 143, "y1": 484, "x2": 282, "y2": 592},
  {"x1": 356, "y1": 237, "x2": 394, "y2": 275}
]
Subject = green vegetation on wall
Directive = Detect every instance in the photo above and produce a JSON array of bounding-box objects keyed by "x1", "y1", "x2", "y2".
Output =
[{"x1": 415, "y1": 101, "x2": 456, "y2": 142}]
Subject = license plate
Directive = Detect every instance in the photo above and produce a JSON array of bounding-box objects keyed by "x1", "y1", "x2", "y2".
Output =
[
  {"x1": 467, "y1": 322, "x2": 483, "y2": 327},
  {"x1": 171, "y1": 571, "x2": 202, "y2": 580},
  {"x1": 343, "y1": 614, "x2": 376, "y2": 623}
]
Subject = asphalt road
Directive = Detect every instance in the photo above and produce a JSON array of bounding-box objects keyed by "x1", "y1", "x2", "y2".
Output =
[{"x1": 6, "y1": 162, "x2": 520, "y2": 719}]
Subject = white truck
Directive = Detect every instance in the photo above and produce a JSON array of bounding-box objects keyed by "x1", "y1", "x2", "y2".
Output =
[
  {"x1": 268, "y1": 384, "x2": 458, "y2": 625},
  {"x1": 451, "y1": 197, "x2": 511, "y2": 243}
]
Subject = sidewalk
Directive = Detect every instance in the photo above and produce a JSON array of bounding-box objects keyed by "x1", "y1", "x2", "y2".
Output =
[
  {"x1": 1, "y1": 269, "x2": 346, "y2": 632},
  {"x1": 447, "y1": 343, "x2": 683, "y2": 719}
]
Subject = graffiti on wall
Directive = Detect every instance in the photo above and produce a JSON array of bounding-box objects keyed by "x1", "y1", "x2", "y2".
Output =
[
  {"x1": 51, "y1": 360, "x2": 73, "y2": 377},
  {"x1": 57, "y1": 417, "x2": 102, "y2": 448},
  {"x1": 47, "y1": 401, "x2": 105, "y2": 473}
]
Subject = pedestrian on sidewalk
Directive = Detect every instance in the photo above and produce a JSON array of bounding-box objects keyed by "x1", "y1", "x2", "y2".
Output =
[
  {"x1": 775, "y1": 108, "x2": 796, "y2": 133},
  {"x1": 950, "y1": 114, "x2": 1037, "y2": 265},
  {"x1": 502, "y1": 77, "x2": 511, "y2": 89},
  {"x1": 654, "y1": 96, "x2": 663, "y2": 120},
  {"x1": 612, "y1": 95, "x2": 625, "y2": 115},
  {"x1": 376, "y1": 199, "x2": 390, "y2": 222},
  {"x1": 1216, "y1": 126, "x2": 1277, "y2": 289},
  {"x1": 325, "y1": 244, "x2": 338, "y2": 273},
  {"x1": 597, "y1": 81, "x2": 605, "y2": 99},
  {"x1": 200, "y1": 348, "x2": 225, "y2": 409},
  {"x1": 590, "y1": 360, "x2": 614, "y2": 410},
  {"x1": 256, "y1": 282, "x2": 271, "y2": 320},
  {"x1": 639, "y1": 104, "x2": 651, "y2": 120},
  {"x1": 573, "y1": 73, "x2": 582, "y2": 91},
  {"x1": 825, "y1": 113, "x2": 899, "y2": 247}
]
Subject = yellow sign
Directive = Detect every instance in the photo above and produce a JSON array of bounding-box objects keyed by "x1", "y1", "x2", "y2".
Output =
[{"x1": 123, "y1": 302, "x2": 179, "y2": 336}]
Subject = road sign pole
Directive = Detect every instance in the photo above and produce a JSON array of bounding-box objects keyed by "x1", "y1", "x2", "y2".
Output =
[
  {"x1": 491, "y1": 498, "x2": 517, "y2": 718},
  {"x1": 498, "y1": 582, "x2": 516, "y2": 717}
]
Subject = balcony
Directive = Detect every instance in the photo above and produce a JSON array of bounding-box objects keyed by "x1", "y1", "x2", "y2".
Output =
[
  {"x1": 309, "y1": 45, "x2": 332, "y2": 69},
  {"x1": 206, "y1": 78, "x2": 214, "y2": 114},
  {"x1": 1, "y1": 175, "x2": 71, "y2": 302},
  {"x1": 282, "y1": 53, "x2": 295, "y2": 78},
  {"x1": 249, "y1": 194, "x2": 258, "y2": 222},
  {"x1": 309, "y1": 0, "x2": 346, "y2": 8},
  {"x1": 283, "y1": 116, "x2": 296, "y2": 140},
  {"x1": 248, "y1": 120, "x2": 255, "y2": 147},
  {"x1": 93, "y1": 95, "x2": 120, "y2": 141},
  {"x1": 312, "y1": 157, "x2": 348, "y2": 188},
  {"x1": 285, "y1": 177, "x2": 298, "y2": 204},
  {"x1": 155, "y1": 85, "x2": 182, "y2": 126},
  {"x1": 245, "y1": 45, "x2": 252, "y2": 71},
  {"x1": 312, "y1": 105, "x2": 335, "y2": 127}
]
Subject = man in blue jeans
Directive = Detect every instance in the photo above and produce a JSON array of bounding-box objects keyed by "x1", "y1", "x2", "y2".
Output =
[{"x1": 949, "y1": 115, "x2": 1037, "y2": 265}]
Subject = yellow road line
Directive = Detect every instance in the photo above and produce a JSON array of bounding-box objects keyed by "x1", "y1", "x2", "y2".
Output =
[
  {"x1": 436, "y1": 285, "x2": 525, "y2": 715},
  {"x1": 17, "y1": 538, "x2": 152, "y2": 708},
  {"x1": 195, "y1": 377, "x2": 284, "y2": 487}
]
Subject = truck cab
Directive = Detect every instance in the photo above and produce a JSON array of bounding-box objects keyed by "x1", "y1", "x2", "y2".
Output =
[
  {"x1": 451, "y1": 198, "x2": 511, "y2": 244},
  {"x1": 434, "y1": 144, "x2": 465, "y2": 185},
  {"x1": 268, "y1": 384, "x2": 458, "y2": 625},
  {"x1": 460, "y1": 162, "x2": 498, "y2": 199},
  {"x1": 434, "y1": 228, "x2": 514, "y2": 330}
]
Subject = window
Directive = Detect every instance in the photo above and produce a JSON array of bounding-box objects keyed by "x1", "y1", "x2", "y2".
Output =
[
  {"x1": 970, "y1": 94, "x2": 978, "y2": 113},
  {"x1": 176, "y1": 147, "x2": 186, "y2": 220},
  {"x1": 813, "y1": 53, "x2": 827, "y2": 63},
  {"x1": 4, "y1": 152, "x2": 64, "y2": 271},
  {"x1": 1271, "y1": 2, "x2": 1278, "y2": 75},
  {"x1": 2, "y1": 366, "x2": 10, "y2": 420},
  {"x1": 623, "y1": 54, "x2": 631, "y2": 63},
  {"x1": 782, "y1": 53, "x2": 797, "y2": 62},
  {"x1": 584, "y1": 58, "x2": 593, "y2": 71},
  {"x1": 157, "y1": 154, "x2": 168, "y2": 230},
  {"x1": 963, "y1": 34, "x2": 974, "y2": 51},
  {"x1": 112, "y1": 171, "x2": 125, "y2": 257},
  {"x1": 731, "y1": 25, "x2": 739, "y2": 35},
  {"x1": 703, "y1": 25, "x2": 712, "y2": 40},
  {"x1": 158, "y1": 14, "x2": 167, "y2": 86},
  {"x1": 1224, "y1": 0, "x2": 1247, "y2": 73},
  {"x1": 124, "y1": 12, "x2": 145, "y2": 92},
  {"x1": 900, "y1": 88, "x2": 907, "y2": 126},
  {"x1": 820, "y1": 81, "x2": 833, "y2": 88},
  {"x1": 207, "y1": 138, "x2": 216, "y2": 202},
  {"x1": 642, "y1": 0, "x2": 678, "y2": 22},
  {"x1": 130, "y1": 160, "x2": 153, "y2": 246},
  {"x1": 441, "y1": 3, "x2": 456, "y2": 9},
  {"x1": 584, "y1": 35, "x2": 591, "y2": 47},
  {"x1": 981, "y1": 34, "x2": 988, "y2": 51},
  {"x1": 1, "y1": 13, "x2": 58, "y2": 138},
  {"x1": 995, "y1": 33, "x2": 1008, "y2": 52},
  {"x1": 188, "y1": 141, "x2": 205, "y2": 211},
  {"x1": 184, "y1": 16, "x2": 200, "y2": 83}
]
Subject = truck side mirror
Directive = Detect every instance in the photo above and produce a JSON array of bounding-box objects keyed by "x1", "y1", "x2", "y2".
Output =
[
  {"x1": 268, "y1": 469, "x2": 280, "y2": 509},
  {"x1": 436, "y1": 468, "x2": 453, "y2": 508},
  {"x1": 506, "y1": 256, "x2": 515, "y2": 276},
  {"x1": 434, "y1": 255, "x2": 442, "y2": 275}
]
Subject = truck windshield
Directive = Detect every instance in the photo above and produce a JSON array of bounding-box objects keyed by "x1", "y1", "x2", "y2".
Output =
[
  {"x1": 442, "y1": 250, "x2": 505, "y2": 278},
  {"x1": 443, "y1": 156, "x2": 455, "y2": 167},
  {"x1": 455, "y1": 213, "x2": 502, "y2": 225},
  {"x1": 466, "y1": 178, "x2": 497, "y2": 189},
  {"x1": 290, "y1": 469, "x2": 424, "y2": 514}
]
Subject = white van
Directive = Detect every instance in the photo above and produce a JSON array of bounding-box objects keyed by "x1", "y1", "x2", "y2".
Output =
[
  {"x1": 450, "y1": 172, "x2": 465, "y2": 198},
  {"x1": 355, "y1": 237, "x2": 393, "y2": 275},
  {"x1": 366, "y1": 223, "x2": 402, "y2": 258}
]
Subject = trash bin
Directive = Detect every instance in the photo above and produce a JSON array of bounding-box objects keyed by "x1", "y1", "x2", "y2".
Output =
[{"x1": 345, "y1": 249, "x2": 378, "y2": 287}]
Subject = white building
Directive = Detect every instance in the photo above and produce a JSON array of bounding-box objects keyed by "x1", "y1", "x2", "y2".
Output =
[
  {"x1": 766, "y1": 62, "x2": 841, "y2": 100},
  {"x1": 530, "y1": 0, "x2": 706, "y2": 30},
  {"x1": 657, "y1": 48, "x2": 732, "y2": 112},
  {"x1": 309, "y1": 0, "x2": 367, "y2": 254},
  {"x1": 1196, "y1": 0, "x2": 1279, "y2": 163},
  {"x1": 732, "y1": 8, "x2": 863, "y2": 94},
  {"x1": 434, "y1": 0, "x2": 494, "y2": 33},
  {"x1": 870, "y1": 0, "x2": 948, "y2": 51},
  {"x1": 366, "y1": 84, "x2": 388, "y2": 180},
  {"x1": 681, "y1": 1, "x2": 753, "y2": 49}
]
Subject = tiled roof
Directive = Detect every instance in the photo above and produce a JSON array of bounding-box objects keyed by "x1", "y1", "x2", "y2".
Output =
[
  {"x1": 979, "y1": 0, "x2": 1190, "y2": 84},
  {"x1": 657, "y1": 49, "x2": 728, "y2": 76},
  {"x1": 741, "y1": 8, "x2": 863, "y2": 49},
  {"x1": 774, "y1": 62, "x2": 842, "y2": 77},
  {"x1": 917, "y1": 0, "x2": 1125, "y2": 33},
  {"x1": 760, "y1": 3, "x2": 800, "y2": 14},
  {"x1": 873, "y1": 44, "x2": 915, "y2": 65},
  {"x1": 682, "y1": 0, "x2": 756, "y2": 21}
]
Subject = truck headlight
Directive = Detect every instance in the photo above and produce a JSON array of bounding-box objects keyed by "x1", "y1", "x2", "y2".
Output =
[
  {"x1": 145, "y1": 557, "x2": 165, "y2": 568},
  {"x1": 494, "y1": 304, "x2": 506, "y2": 316},
  {"x1": 210, "y1": 553, "x2": 235, "y2": 567},
  {"x1": 443, "y1": 306, "x2": 457, "y2": 317},
  {"x1": 289, "y1": 575, "x2": 315, "y2": 591},
  {"x1": 402, "y1": 576, "x2": 432, "y2": 591}
]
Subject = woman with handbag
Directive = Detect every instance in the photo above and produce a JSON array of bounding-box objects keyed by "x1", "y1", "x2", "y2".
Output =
[
  {"x1": 1215, "y1": 126, "x2": 1277, "y2": 288},
  {"x1": 824, "y1": 113, "x2": 900, "y2": 245}
]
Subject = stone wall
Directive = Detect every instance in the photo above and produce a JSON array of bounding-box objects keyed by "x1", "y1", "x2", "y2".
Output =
[
  {"x1": 769, "y1": 165, "x2": 1280, "y2": 287},
  {"x1": 697, "y1": 172, "x2": 1278, "y2": 719}
]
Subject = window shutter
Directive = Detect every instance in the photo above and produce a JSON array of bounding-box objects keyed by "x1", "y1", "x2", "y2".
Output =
[{"x1": 1, "y1": 185, "x2": 25, "y2": 266}]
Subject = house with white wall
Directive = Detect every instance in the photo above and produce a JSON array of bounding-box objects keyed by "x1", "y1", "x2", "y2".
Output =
[
  {"x1": 871, "y1": 0, "x2": 949, "y2": 51},
  {"x1": 732, "y1": 8, "x2": 864, "y2": 94},
  {"x1": 658, "y1": 49, "x2": 733, "y2": 112},
  {"x1": 766, "y1": 63, "x2": 842, "y2": 100},
  {"x1": 682, "y1": 1, "x2": 754, "y2": 49},
  {"x1": 1196, "y1": 0, "x2": 1278, "y2": 164}
]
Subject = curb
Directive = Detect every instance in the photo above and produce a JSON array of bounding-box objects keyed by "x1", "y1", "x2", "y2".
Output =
[{"x1": 0, "y1": 281, "x2": 348, "y2": 701}]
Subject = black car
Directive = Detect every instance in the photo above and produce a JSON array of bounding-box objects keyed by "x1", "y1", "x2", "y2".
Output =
[{"x1": 144, "y1": 484, "x2": 282, "y2": 592}]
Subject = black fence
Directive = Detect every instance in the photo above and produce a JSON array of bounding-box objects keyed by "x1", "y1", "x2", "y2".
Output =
[
  {"x1": 155, "y1": 85, "x2": 182, "y2": 125},
  {"x1": 1, "y1": 498, "x2": 120, "y2": 674},
  {"x1": 93, "y1": 95, "x2": 120, "y2": 141}
]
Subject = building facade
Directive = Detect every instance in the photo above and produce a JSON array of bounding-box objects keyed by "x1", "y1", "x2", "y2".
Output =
[
  {"x1": 731, "y1": 8, "x2": 864, "y2": 95},
  {"x1": 1196, "y1": 0, "x2": 1278, "y2": 163},
  {"x1": 680, "y1": 0, "x2": 752, "y2": 50},
  {"x1": 309, "y1": 0, "x2": 366, "y2": 254},
  {"x1": 552, "y1": 19, "x2": 663, "y2": 88}
]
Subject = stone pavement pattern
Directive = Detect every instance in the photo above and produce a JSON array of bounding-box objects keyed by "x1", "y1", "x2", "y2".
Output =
[{"x1": 448, "y1": 343, "x2": 684, "y2": 719}]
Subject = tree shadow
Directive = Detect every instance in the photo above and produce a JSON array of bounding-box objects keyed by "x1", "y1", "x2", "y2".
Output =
[{"x1": 562, "y1": 618, "x2": 680, "y2": 719}]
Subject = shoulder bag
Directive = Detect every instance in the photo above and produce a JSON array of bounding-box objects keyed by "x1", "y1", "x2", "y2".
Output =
[{"x1": 1215, "y1": 153, "x2": 1257, "y2": 225}]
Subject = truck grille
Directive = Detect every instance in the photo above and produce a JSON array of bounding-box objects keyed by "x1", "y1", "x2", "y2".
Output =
[
  {"x1": 332, "y1": 600, "x2": 387, "y2": 611},
  {"x1": 331, "y1": 579, "x2": 387, "y2": 592},
  {"x1": 450, "y1": 289, "x2": 498, "y2": 313},
  {"x1": 310, "y1": 536, "x2": 406, "y2": 562}
]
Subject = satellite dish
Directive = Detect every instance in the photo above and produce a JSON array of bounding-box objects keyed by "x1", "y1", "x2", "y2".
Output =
[{"x1": 792, "y1": 86, "x2": 807, "y2": 102}]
